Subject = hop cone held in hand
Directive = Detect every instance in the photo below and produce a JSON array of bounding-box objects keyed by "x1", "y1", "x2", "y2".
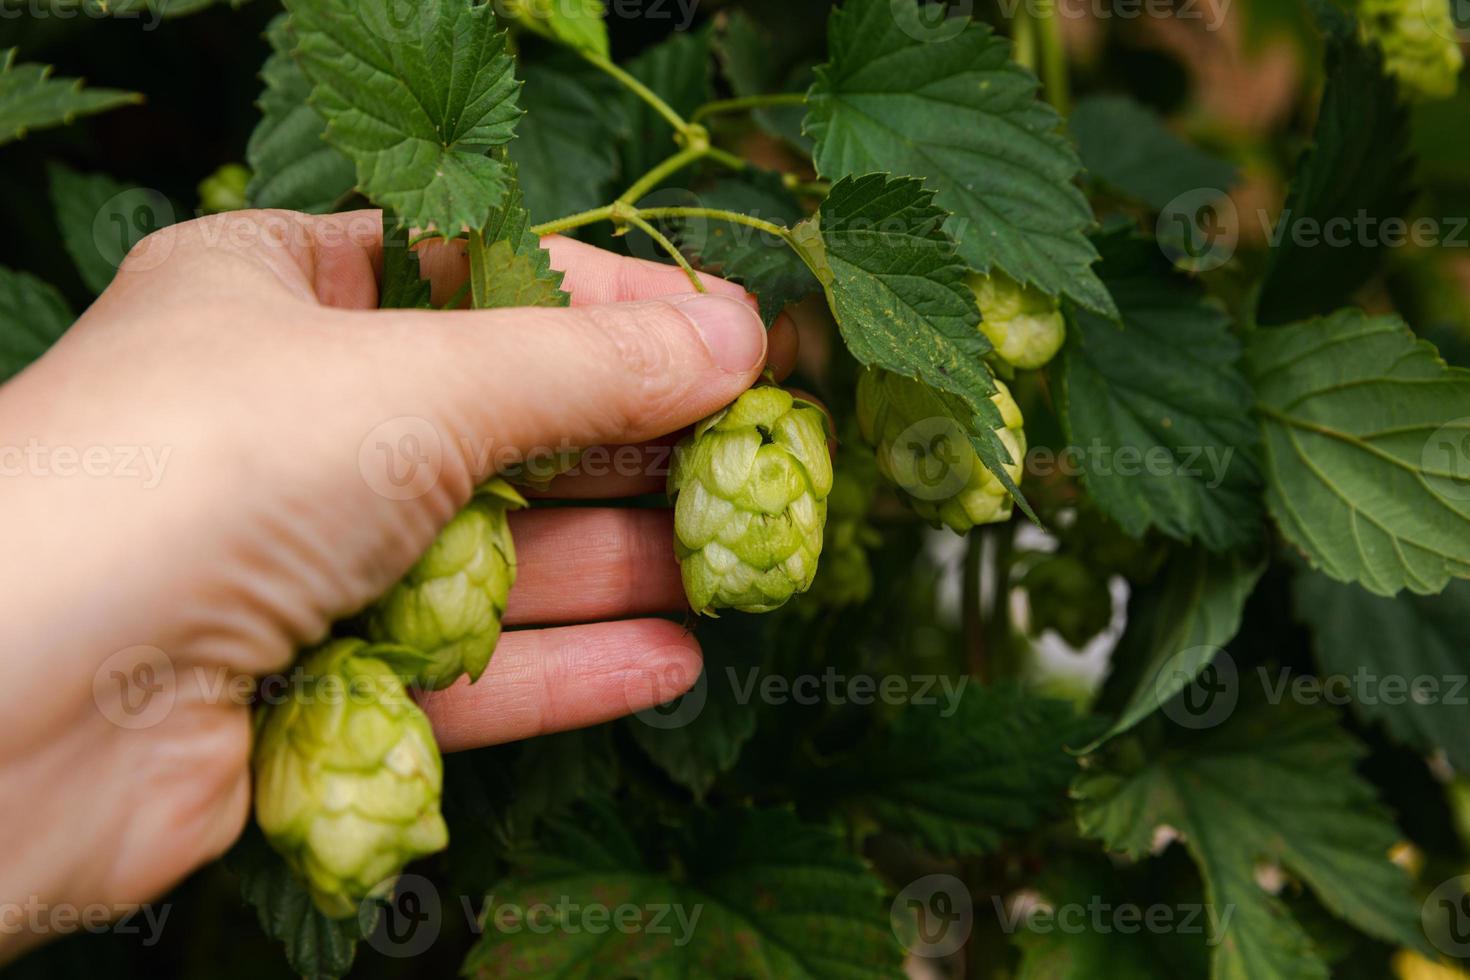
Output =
[
  {"x1": 252, "y1": 639, "x2": 448, "y2": 918},
  {"x1": 857, "y1": 368, "x2": 1025, "y2": 534},
  {"x1": 969, "y1": 270, "x2": 1066, "y2": 371},
  {"x1": 367, "y1": 478, "x2": 525, "y2": 691},
  {"x1": 669, "y1": 386, "x2": 833, "y2": 614}
]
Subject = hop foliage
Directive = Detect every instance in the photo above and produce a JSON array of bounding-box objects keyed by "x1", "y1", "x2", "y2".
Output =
[
  {"x1": 669, "y1": 386, "x2": 833, "y2": 614},
  {"x1": 857, "y1": 368, "x2": 1025, "y2": 534},
  {"x1": 1361, "y1": 0, "x2": 1464, "y2": 100},
  {"x1": 367, "y1": 479, "x2": 525, "y2": 691},
  {"x1": 804, "y1": 437, "x2": 881, "y2": 609},
  {"x1": 252, "y1": 639, "x2": 448, "y2": 919}
]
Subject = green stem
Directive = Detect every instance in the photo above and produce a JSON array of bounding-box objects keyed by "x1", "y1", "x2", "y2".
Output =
[
  {"x1": 466, "y1": 230, "x2": 492, "y2": 309},
  {"x1": 622, "y1": 213, "x2": 707, "y2": 292},
  {"x1": 1034, "y1": 7, "x2": 1070, "y2": 114},
  {"x1": 529, "y1": 204, "x2": 616, "y2": 238},
  {"x1": 705, "y1": 145, "x2": 748, "y2": 174},
  {"x1": 635, "y1": 206, "x2": 791, "y2": 242},
  {"x1": 691, "y1": 92, "x2": 807, "y2": 123},
  {"x1": 1012, "y1": 4, "x2": 1038, "y2": 71},
  {"x1": 580, "y1": 49, "x2": 689, "y2": 134},
  {"x1": 617, "y1": 141, "x2": 710, "y2": 205}
]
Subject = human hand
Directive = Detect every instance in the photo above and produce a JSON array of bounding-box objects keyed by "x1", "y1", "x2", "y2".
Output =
[{"x1": 0, "y1": 208, "x2": 791, "y2": 950}]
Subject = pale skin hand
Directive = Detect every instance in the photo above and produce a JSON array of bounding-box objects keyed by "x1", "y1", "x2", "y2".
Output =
[{"x1": 0, "y1": 208, "x2": 795, "y2": 956}]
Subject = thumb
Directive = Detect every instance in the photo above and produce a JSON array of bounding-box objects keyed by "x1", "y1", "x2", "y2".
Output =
[{"x1": 340, "y1": 293, "x2": 767, "y2": 492}]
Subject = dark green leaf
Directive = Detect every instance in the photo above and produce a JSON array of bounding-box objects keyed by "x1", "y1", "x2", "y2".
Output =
[
  {"x1": 618, "y1": 28, "x2": 713, "y2": 195},
  {"x1": 714, "y1": 10, "x2": 813, "y2": 152},
  {"x1": 47, "y1": 163, "x2": 137, "y2": 295},
  {"x1": 1058, "y1": 232, "x2": 1263, "y2": 551},
  {"x1": 1294, "y1": 572, "x2": 1470, "y2": 771},
  {"x1": 285, "y1": 0, "x2": 521, "y2": 234},
  {"x1": 509, "y1": 55, "x2": 624, "y2": 222},
  {"x1": 1256, "y1": 13, "x2": 1414, "y2": 325},
  {"x1": 0, "y1": 266, "x2": 72, "y2": 382},
  {"x1": 246, "y1": 14, "x2": 356, "y2": 213},
  {"x1": 1245, "y1": 309, "x2": 1470, "y2": 596},
  {"x1": 0, "y1": 47, "x2": 139, "y2": 145},
  {"x1": 806, "y1": 0, "x2": 1113, "y2": 316},
  {"x1": 1069, "y1": 94, "x2": 1238, "y2": 211},
  {"x1": 379, "y1": 219, "x2": 433, "y2": 309}
]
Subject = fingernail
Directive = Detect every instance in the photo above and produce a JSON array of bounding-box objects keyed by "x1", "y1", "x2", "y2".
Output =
[{"x1": 669, "y1": 294, "x2": 766, "y2": 374}]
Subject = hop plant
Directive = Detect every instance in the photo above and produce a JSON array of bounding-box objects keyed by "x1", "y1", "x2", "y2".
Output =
[
  {"x1": 857, "y1": 368, "x2": 1025, "y2": 534},
  {"x1": 1361, "y1": 0, "x2": 1464, "y2": 100},
  {"x1": 367, "y1": 479, "x2": 525, "y2": 690},
  {"x1": 968, "y1": 270, "x2": 1066, "y2": 371},
  {"x1": 1021, "y1": 553, "x2": 1115, "y2": 649},
  {"x1": 669, "y1": 385, "x2": 833, "y2": 614},
  {"x1": 197, "y1": 163, "x2": 251, "y2": 213},
  {"x1": 252, "y1": 639, "x2": 448, "y2": 919},
  {"x1": 805, "y1": 439, "x2": 882, "y2": 608}
]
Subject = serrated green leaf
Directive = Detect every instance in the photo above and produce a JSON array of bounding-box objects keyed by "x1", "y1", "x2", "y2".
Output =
[
  {"x1": 1058, "y1": 232, "x2": 1263, "y2": 551},
  {"x1": 1092, "y1": 548, "x2": 1266, "y2": 746},
  {"x1": 509, "y1": 55, "x2": 624, "y2": 222},
  {"x1": 1294, "y1": 572, "x2": 1470, "y2": 771},
  {"x1": 618, "y1": 28, "x2": 712, "y2": 194},
  {"x1": 505, "y1": 0, "x2": 607, "y2": 57},
  {"x1": 285, "y1": 0, "x2": 521, "y2": 234},
  {"x1": 0, "y1": 266, "x2": 72, "y2": 382},
  {"x1": 246, "y1": 14, "x2": 356, "y2": 213},
  {"x1": 379, "y1": 218, "x2": 433, "y2": 309},
  {"x1": 793, "y1": 173, "x2": 1031, "y2": 517},
  {"x1": 1245, "y1": 309, "x2": 1470, "y2": 596},
  {"x1": 505, "y1": 724, "x2": 619, "y2": 834},
  {"x1": 1069, "y1": 94, "x2": 1239, "y2": 211},
  {"x1": 1256, "y1": 12, "x2": 1414, "y2": 325},
  {"x1": 805, "y1": 0, "x2": 1113, "y2": 316},
  {"x1": 672, "y1": 169, "x2": 818, "y2": 323},
  {"x1": 0, "y1": 47, "x2": 139, "y2": 145},
  {"x1": 714, "y1": 10, "x2": 813, "y2": 152},
  {"x1": 814, "y1": 685, "x2": 1097, "y2": 856},
  {"x1": 625, "y1": 615, "x2": 761, "y2": 798},
  {"x1": 464, "y1": 802, "x2": 901, "y2": 978},
  {"x1": 468, "y1": 170, "x2": 569, "y2": 309},
  {"x1": 47, "y1": 163, "x2": 134, "y2": 295},
  {"x1": 225, "y1": 824, "x2": 376, "y2": 980},
  {"x1": 1075, "y1": 691, "x2": 1427, "y2": 980}
]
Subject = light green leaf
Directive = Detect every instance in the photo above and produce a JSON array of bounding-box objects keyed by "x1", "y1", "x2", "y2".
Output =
[
  {"x1": 1058, "y1": 232, "x2": 1263, "y2": 550},
  {"x1": 467, "y1": 170, "x2": 569, "y2": 309},
  {"x1": 225, "y1": 824, "x2": 376, "y2": 980},
  {"x1": 1294, "y1": 572, "x2": 1470, "y2": 771},
  {"x1": 1075, "y1": 692, "x2": 1427, "y2": 980},
  {"x1": 246, "y1": 14, "x2": 356, "y2": 213},
  {"x1": 504, "y1": 0, "x2": 607, "y2": 57},
  {"x1": 463, "y1": 802, "x2": 901, "y2": 978},
  {"x1": 805, "y1": 0, "x2": 1113, "y2": 316},
  {"x1": 1256, "y1": 10, "x2": 1413, "y2": 325},
  {"x1": 671, "y1": 169, "x2": 818, "y2": 323},
  {"x1": 792, "y1": 173, "x2": 1029, "y2": 515},
  {"x1": 1093, "y1": 548, "x2": 1266, "y2": 746},
  {"x1": 0, "y1": 266, "x2": 72, "y2": 382},
  {"x1": 1069, "y1": 94, "x2": 1238, "y2": 211},
  {"x1": 815, "y1": 685, "x2": 1097, "y2": 856},
  {"x1": 509, "y1": 56, "x2": 624, "y2": 222},
  {"x1": 1245, "y1": 309, "x2": 1470, "y2": 596},
  {"x1": 0, "y1": 47, "x2": 139, "y2": 145},
  {"x1": 285, "y1": 0, "x2": 521, "y2": 234},
  {"x1": 47, "y1": 163, "x2": 134, "y2": 295}
]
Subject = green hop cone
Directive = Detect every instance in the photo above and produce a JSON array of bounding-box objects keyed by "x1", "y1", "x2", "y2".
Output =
[
  {"x1": 1022, "y1": 553, "x2": 1115, "y2": 649},
  {"x1": 805, "y1": 441, "x2": 881, "y2": 609},
  {"x1": 669, "y1": 386, "x2": 833, "y2": 614},
  {"x1": 856, "y1": 368, "x2": 1025, "y2": 534},
  {"x1": 1361, "y1": 0, "x2": 1464, "y2": 101},
  {"x1": 968, "y1": 270, "x2": 1066, "y2": 371},
  {"x1": 367, "y1": 479, "x2": 526, "y2": 690},
  {"x1": 198, "y1": 163, "x2": 251, "y2": 213},
  {"x1": 252, "y1": 639, "x2": 448, "y2": 919}
]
